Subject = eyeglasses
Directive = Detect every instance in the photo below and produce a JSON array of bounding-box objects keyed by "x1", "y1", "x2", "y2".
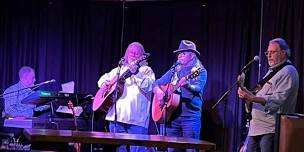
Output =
[{"x1": 264, "y1": 51, "x2": 279, "y2": 56}]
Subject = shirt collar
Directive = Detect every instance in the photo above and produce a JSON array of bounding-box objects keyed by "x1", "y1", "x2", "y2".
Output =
[{"x1": 269, "y1": 59, "x2": 289, "y2": 70}]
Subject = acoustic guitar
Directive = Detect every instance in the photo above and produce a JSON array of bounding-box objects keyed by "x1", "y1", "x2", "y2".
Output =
[
  {"x1": 92, "y1": 54, "x2": 150, "y2": 113},
  {"x1": 152, "y1": 67, "x2": 202, "y2": 122}
]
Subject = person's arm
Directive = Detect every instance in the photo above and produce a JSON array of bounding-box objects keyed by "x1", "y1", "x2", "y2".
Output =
[
  {"x1": 152, "y1": 69, "x2": 174, "y2": 100},
  {"x1": 238, "y1": 68, "x2": 298, "y2": 113},
  {"x1": 153, "y1": 69, "x2": 174, "y2": 91},
  {"x1": 97, "y1": 67, "x2": 119, "y2": 88},
  {"x1": 136, "y1": 66, "x2": 155, "y2": 93},
  {"x1": 238, "y1": 87, "x2": 266, "y2": 104},
  {"x1": 4, "y1": 96, "x2": 20, "y2": 117},
  {"x1": 4, "y1": 91, "x2": 33, "y2": 117},
  {"x1": 181, "y1": 67, "x2": 207, "y2": 93}
]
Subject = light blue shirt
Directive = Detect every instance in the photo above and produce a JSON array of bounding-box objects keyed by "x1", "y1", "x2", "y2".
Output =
[{"x1": 249, "y1": 63, "x2": 299, "y2": 136}]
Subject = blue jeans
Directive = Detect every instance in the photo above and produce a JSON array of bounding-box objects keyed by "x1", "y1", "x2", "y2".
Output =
[
  {"x1": 247, "y1": 133, "x2": 274, "y2": 152},
  {"x1": 167, "y1": 116, "x2": 201, "y2": 152},
  {"x1": 109, "y1": 121, "x2": 149, "y2": 152}
]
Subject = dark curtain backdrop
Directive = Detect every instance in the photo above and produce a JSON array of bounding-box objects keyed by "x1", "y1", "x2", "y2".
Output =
[{"x1": 0, "y1": 0, "x2": 303, "y2": 152}]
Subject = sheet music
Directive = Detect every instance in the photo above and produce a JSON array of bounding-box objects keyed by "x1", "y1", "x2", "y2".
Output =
[{"x1": 56, "y1": 106, "x2": 83, "y2": 116}]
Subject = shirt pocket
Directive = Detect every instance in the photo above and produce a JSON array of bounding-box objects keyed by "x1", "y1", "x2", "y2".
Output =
[{"x1": 264, "y1": 82, "x2": 274, "y2": 95}]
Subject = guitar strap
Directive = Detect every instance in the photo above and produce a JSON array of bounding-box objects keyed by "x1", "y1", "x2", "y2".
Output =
[{"x1": 252, "y1": 61, "x2": 292, "y2": 94}]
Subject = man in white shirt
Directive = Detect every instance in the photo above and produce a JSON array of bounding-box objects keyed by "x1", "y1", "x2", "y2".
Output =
[{"x1": 97, "y1": 42, "x2": 155, "y2": 152}]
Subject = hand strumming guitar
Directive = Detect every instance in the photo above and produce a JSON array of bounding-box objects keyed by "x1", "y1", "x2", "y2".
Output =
[
  {"x1": 238, "y1": 87, "x2": 266, "y2": 105},
  {"x1": 153, "y1": 87, "x2": 165, "y2": 101},
  {"x1": 238, "y1": 87, "x2": 255, "y2": 102},
  {"x1": 153, "y1": 77, "x2": 189, "y2": 101},
  {"x1": 100, "y1": 80, "x2": 111, "y2": 90}
]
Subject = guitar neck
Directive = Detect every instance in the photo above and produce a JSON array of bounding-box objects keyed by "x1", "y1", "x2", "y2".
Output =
[
  {"x1": 120, "y1": 56, "x2": 148, "y2": 79},
  {"x1": 165, "y1": 67, "x2": 200, "y2": 96},
  {"x1": 120, "y1": 69, "x2": 133, "y2": 81},
  {"x1": 71, "y1": 109, "x2": 78, "y2": 131},
  {"x1": 68, "y1": 101, "x2": 79, "y2": 131},
  {"x1": 166, "y1": 74, "x2": 192, "y2": 95}
]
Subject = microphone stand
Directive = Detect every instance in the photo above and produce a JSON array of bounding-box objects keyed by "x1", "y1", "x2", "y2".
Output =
[
  {"x1": 162, "y1": 66, "x2": 178, "y2": 136},
  {"x1": 0, "y1": 82, "x2": 46, "y2": 98},
  {"x1": 212, "y1": 68, "x2": 249, "y2": 152},
  {"x1": 112, "y1": 0, "x2": 125, "y2": 133},
  {"x1": 211, "y1": 79, "x2": 238, "y2": 152},
  {"x1": 156, "y1": 65, "x2": 176, "y2": 152},
  {"x1": 212, "y1": 80, "x2": 239, "y2": 109},
  {"x1": 112, "y1": 59, "x2": 124, "y2": 133},
  {"x1": 111, "y1": 0, "x2": 126, "y2": 133}
]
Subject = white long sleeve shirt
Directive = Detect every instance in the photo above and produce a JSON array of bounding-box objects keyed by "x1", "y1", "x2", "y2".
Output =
[{"x1": 97, "y1": 65, "x2": 155, "y2": 128}]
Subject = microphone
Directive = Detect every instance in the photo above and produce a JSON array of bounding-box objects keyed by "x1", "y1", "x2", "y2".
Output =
[
  {"x1": 144, "y1": 52, "x2": 151, "y2": 57},
  {"x1": 241, "y1": 56, "x2": 260, "y2": 72},
  {"x1": 119, "y1": 57, "x2": 125, "y2": 66},
  {"x1": 30, "y1": 79, "x2": 56, "y2": 90},
  {"x1": 171, "y1": 60, "x2": 181, "y2": 69},
  {"x1": 36, "y1": 79, "x2": 56, "y2": 86},
  {"x1": 42, "y1": 79, "x2": 56, "y2": 84}
]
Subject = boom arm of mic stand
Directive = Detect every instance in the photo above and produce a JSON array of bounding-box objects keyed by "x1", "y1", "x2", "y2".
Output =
[
  {"x1": 212, "y1": 80, "x2": 239, "y2": 109},
  {"x1": 0, "y1": 83, "x2": 45, "y2": 98},
  {"x1": 212, "y1": 69, "x2": 249, "y2": 109},
  {"x1": 211, "y1": 79, "x2": 239, "y2": 152}
]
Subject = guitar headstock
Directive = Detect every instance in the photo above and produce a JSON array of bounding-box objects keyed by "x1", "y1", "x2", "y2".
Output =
[
  {"x1": 68, "y1": 100, "x2": 74, "y2": 110},
  {"x1": 237, "y1": 72, "x2": 245, "y2": 88},
  {"x1": 187, "y1": 67, "x2": 202, "y2": 80},
  {"x1": 130, "y1": 53, "x2": 150, "y2": 66}
]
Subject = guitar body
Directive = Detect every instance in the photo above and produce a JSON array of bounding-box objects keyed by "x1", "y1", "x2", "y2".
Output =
[
  {"x1": 152, "y1": 84, "x2": 180, "y2": 122},
  {"x1": 92, "y1": 81, "x2": 123, "y2": 113},
  {"x1": 152, "y1": 67, "x2": 202, "y2": 123}
]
